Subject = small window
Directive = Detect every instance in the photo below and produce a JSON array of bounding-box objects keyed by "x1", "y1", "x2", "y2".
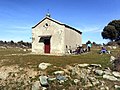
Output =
[{"x1": 45, "y1": 23, "x2": 49, "y2": 26}]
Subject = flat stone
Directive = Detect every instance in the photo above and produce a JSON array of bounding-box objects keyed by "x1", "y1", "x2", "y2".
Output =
[
  {"x1": 78, "y1": 64, "x2": 89, "y2": 67},
  {"x1": 48, "y1": 77, "x2": 56, "y2": 81},
  {"x1": 54, "y1": 71, "x2": 64, "y2": 75},
  {"x1": 112, "y1": 71, "x2": 120, "y2": 78},
  {"x1": 95, "y1": 69, "x2": 104, "y2": 76},
  {"x1": 103, "y1": 74, "x2": 119, "y2": 81},
  {"x1": 38, "y1": 62, "x2": 52, "y2": 70}
]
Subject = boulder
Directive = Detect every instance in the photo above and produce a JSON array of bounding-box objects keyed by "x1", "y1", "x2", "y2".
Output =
[
  {"x1": 38, "y1": 62, "x2": 52, "y2": 70},
  {"x1": 112, "y1": 71, "x2": 120, "y2": 78},
  {"x1": 103, "y1": 74, "x2": 119, "y2": 81},
  {"x1": 39, "y1": 75, "x2": 49, "y2": 86},
  {"x1": 95, "y1": 69, "x2": 104, "y2": 76}
]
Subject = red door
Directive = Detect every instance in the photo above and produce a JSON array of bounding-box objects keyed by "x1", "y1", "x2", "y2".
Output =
[{"x1": 44, "y1": 39, "x2": 50, "y2": 53}]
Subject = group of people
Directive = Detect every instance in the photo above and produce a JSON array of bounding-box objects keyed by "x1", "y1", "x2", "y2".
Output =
[
  {"x1": 72, "y1": 43, "x2": 92, "y2": 54},
  {"x1": 66, "y1": 44, "x2": 110, "y2": 55},
  {"x1": 66, "y1": 39, "x2": 111, "y2": 55}
]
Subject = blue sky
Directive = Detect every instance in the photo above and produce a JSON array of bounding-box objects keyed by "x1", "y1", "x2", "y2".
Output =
[{"x1": 0, "y1": 0, "x2": 120, "y2": 44}]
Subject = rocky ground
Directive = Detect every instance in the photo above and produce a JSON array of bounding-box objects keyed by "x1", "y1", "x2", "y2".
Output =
[{"x1": 0, "y1": 59, "x2": 120, "y2": 90}]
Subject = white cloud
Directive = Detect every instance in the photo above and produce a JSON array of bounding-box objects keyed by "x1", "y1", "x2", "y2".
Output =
[
  {"x1": 13, "y1": 26, "x2": 31, "y2": 29},
  {"x1": 11, "y1": 25, "x2": 32, "y2": 29},
  {"x1": 77, "y1": 25, "x2": 103, "y2": 33},
  {"x1": 4, "y1": 25, "x2": 32, "y2": 33}
]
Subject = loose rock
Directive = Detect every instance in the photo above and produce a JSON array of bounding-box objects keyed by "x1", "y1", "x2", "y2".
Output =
[
  {"x1": 78, "y1": 64, "x2": 89, "y2": 67},
  {"x1": 39, "y1": 75, "x2": 49, "y2": 86},
  {"x1": 54, "y1": 71, "x2": 64, "y2": 75},
  {"x1": 95, "y1": 69, "x2": 104, "y2": 76},
  {"x1": 38, "y1": 62, "x2": 52, "y2": 70},
  {"x1": 110, "y1": 56, "x2": 116, "y2": 62},
  {"x1": 103, "y1": 74, "x2": 119, "y2": 81},
  {"x1": 112, "y1": 71, "x2": 120, "y2": 78}
]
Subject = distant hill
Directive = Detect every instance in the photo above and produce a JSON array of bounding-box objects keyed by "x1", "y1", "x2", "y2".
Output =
[{"x1": 0, "y1": 40, "x2": 31, "y2": 48}]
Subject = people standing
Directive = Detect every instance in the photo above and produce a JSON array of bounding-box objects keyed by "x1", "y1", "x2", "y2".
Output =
[{"x1": 86, "y1": 40, "x2": 92, "y2": 52}]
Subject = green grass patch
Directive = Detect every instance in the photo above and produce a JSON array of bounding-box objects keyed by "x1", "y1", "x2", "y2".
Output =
[{"x1": 0, "y1": 47, "x2": 119, "y2": 69}]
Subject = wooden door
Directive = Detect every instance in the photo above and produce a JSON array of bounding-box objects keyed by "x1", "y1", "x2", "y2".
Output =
[{"x1": 44, "y1": 39, "x2": 50, "y2": 53}]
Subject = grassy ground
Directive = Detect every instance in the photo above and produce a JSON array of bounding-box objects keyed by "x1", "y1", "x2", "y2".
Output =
[
  {"x1": 0, "y1": 47, "x2": 119, "y2": 69},
  {"x1": 0, "y1": 47, "x2": 119, "y2": 90}
]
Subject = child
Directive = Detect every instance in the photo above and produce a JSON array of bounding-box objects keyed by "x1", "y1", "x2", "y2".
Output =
[{"x1": 100, "y1": 47, "x2": 107, "y2": 54}]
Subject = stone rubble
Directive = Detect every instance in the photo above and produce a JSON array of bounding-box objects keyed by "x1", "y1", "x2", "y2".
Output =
[{"x1": 0, "y1": 63, "x2": 120, "y2": 90}]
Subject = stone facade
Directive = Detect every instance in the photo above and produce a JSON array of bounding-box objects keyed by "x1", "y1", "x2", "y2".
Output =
[{"x1": 32, "y1": 16, "x2": 82, "y2": 55}]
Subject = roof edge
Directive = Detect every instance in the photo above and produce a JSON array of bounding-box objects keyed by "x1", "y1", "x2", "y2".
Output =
[{"x1": 32, "y1": 17, "x2": 82, "y2": 34}]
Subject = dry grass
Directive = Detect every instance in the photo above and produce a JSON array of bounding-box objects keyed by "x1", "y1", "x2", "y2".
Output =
[{"x1": 1, "y1": 47, "x2": 119, "y2": 69}]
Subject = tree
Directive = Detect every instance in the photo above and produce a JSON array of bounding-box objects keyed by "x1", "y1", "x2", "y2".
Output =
[
  {"x1": 10, "y1": 40, "x2": 14, "y2": 44},
  {"x1": 101, "y1": 20, "x2": 120, "y2": 41}
]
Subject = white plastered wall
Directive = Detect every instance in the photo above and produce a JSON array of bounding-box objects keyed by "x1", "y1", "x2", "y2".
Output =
[
  {"x1": 64, "y1": 27, "x2": 82, "y2": 52},
  {"x1": 32, "y1": 18, "x2": 65, "y2": 55}
]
